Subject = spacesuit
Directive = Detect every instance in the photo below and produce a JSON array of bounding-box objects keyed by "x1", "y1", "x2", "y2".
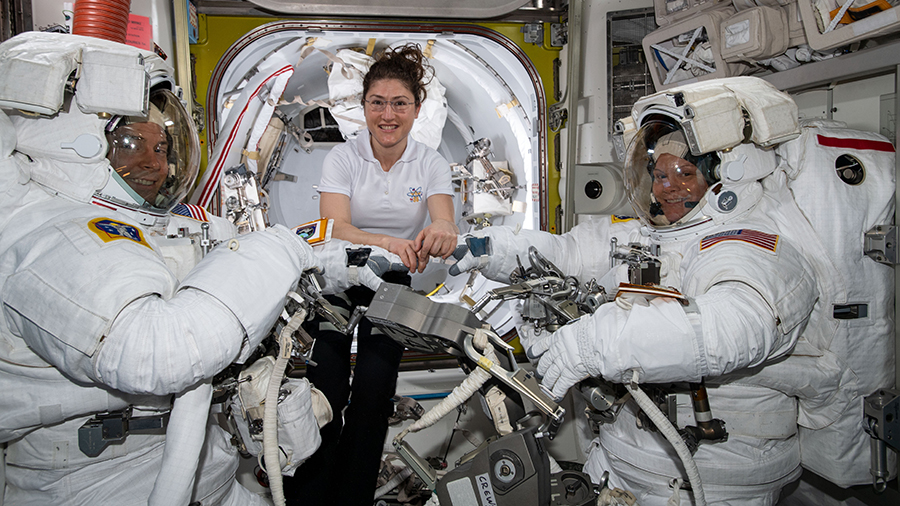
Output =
[
  {"x1": 0, "y1": 32, "x2": 389, "y2": 506},
  {"x1": 450, "y1": 77, "x2": 864, "y2": 505}
]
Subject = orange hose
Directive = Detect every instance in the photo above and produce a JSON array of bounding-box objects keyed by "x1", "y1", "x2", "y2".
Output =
[{"x1": 72, "y1": 0, "x2": 132, "y2": 43}]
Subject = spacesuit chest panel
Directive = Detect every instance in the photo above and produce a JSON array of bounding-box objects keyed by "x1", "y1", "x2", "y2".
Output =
[
  {"x1": 153, "y1": 213, "x2": 237, "y2": 281},
  {"x1": 1, "y1": 200, "x2": 177, "y2": 362},
  {"x1": 679, "y1": 225, "x2": 817, "y2": 334}
]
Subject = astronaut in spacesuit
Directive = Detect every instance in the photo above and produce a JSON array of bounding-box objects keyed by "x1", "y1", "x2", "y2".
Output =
[
  {"x1": 449, "y1": 77, "x2": 862, "y2": 505},
  {"x1": 0, "y1": 32, "x2": 395, "y2": 506}
]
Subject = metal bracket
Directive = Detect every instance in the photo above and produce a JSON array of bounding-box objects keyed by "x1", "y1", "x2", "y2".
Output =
[
  {"x1": 550, "y1": 23, "x2": 567, "y2": 48},
  {"x1": 78, "y1": 408, "x2": 169, "y2": 457},
  {"x1": 864, "y1": 225, "x2": 897, "y2": 265},
  {"x1": 864, "y1": 388, "x2": 900, "y2": 492},
  {"x1": 394, "y1": 439, "x2": 438, "y2": 491},
  {"x1": 521, "y1": 22, "x2": 543, "y2": 45},
  {"x1": 463, "y1": 335, "x2": 565, "y2": 436}
]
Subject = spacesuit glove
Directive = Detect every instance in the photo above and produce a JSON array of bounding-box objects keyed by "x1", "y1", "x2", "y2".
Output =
[
  {"x1": 535, "y1": 315, "x2": 602, "y2": 400},
  {"x1": 513, "y1": 320, "x2": 547, "y2": 367},
  {"x1": 447, "y1": 226, "x2": 536, "y2": 282},
  {"x1": 314, "y1": 239, "x2": 406, "y2": 295}
]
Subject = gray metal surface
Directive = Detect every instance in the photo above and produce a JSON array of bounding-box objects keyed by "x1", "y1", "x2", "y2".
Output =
[{"x1": 366, "y1": 283, "x2": 483, "y2": 357}]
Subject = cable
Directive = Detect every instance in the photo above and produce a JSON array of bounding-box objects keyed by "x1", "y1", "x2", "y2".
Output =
[
  {"x1": 624, "y1": 370, "x2": 706, "y2": 506},
  {"x1": 262, "y1": 306, "x2": 305, "y2": 506}
]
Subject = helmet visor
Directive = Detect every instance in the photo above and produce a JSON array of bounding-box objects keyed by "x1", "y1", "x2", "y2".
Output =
[
  {"x1": 105, "y1": 89, "x2": 199, "y2": 212},
  {"x1": 624, "y1": 120, "x2": 717, "y2": 228}
]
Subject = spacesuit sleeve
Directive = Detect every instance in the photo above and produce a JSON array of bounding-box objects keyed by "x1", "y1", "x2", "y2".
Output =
[
  {"x1": 467, "y1": 216, "x2": 628, "y2": 282},
  {"x1": 95, "y1": 225, "x2": 317, "y2": 395},
  {"x1": 3, "y1": 218, "x2": 315, "y2": 396},
  {"x1": 575, "y1": 235, "x2": 818, "y2": 384}
]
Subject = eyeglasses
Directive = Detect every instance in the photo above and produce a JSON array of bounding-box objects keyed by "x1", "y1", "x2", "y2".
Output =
[{"x1": 364, "y1": 98, "x2": 413, "y2": 113}]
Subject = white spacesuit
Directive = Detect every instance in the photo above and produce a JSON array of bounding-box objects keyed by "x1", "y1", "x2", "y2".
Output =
[
  {"x1": 0, "y1": 32, "x2": 391, "y2": 506},
  {"x1": 450, "y1": 77, "x2": 876, "y2": 505}
]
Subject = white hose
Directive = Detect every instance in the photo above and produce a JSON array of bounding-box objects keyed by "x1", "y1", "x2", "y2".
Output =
[
  {"x1": 262, "y1": 307, "x2": 305, "y2": 506},
  {"x1": 624, "y1": 370, "x2": 706, "y2": 506},
  {"x1": 148, "y1": 379, "x2": 213, "y2": 506},
  {"x1": 396, "y1": 329, "x2": 496, "y2": 440},
  {"x1": 374, "y1": 466, "x2": 414, "y2": 500}
]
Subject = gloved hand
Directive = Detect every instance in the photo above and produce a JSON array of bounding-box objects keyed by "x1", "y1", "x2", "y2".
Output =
[
  {"x1": 511, "y1": 311, "x2": 546, "y2": 368},
  {"x1": 313, "y1": 239, "x2": 407, "y2": 294},
  {"x1": 447, "y1": 226, "x2": 532, "y2": 282},
  {"x1": 533, "y1": 315, "x2": 597, "y2": 399},
  {"x1": 536, "y1": 295, "x2": 704, "y2": 399}
]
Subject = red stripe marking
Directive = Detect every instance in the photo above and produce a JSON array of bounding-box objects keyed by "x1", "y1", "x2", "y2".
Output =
[
  {"x1": 91, "y1": 199, "x2": 117, "y2": 211},
  {"x1": 817, "y1": 134, "x2": 895, "y2": 153},
  {"x1": 197, "y1": 65, "x2": 294, "y2": 207}
]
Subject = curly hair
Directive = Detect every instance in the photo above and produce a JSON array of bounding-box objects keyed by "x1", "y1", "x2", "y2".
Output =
[{"x1": 362, "y1": 43, "x2": 434, "y2": 106}]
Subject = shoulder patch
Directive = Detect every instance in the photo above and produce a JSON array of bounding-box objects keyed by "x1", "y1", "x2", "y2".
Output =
[
  {"x1": 700, "y1": 229, "x2": 778, "y2": 253},
  {"x1": 171, "y1": 203, "x2": 209, "y2": 222},
  {"x1": 87, "y1": 218, "x2": 152, "y2": 249},
  {"x1": 611, "y1": 215, "x2": 636, "y2": 224}
]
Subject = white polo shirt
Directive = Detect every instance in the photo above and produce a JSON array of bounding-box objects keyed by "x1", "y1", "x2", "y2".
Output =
[{"x1": 318, "y1": 129, "x2": 453, "y2": 241}]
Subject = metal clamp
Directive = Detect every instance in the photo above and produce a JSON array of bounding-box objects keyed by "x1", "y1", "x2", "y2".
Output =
[{"x1": 462, "y1": 334, "x2": 565, "y2": 437}]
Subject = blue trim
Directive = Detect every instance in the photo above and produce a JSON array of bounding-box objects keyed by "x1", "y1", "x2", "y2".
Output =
[{"x1": 405, "y1": 392, "x2": 451, "y2": 401}]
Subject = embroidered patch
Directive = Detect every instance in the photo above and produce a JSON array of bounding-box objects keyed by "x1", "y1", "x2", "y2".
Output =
[
  {"x1": 611, "y1": 215, "x2": 636, "y2": 223},
  {"x1": 171, "y1": 203, "x2": 209, "y2": 222},
  {"x1": 87, "y1": 218, "x2": 152, "y2": 249},
  {"x1": 407, "y1": 187, "x2": 423, "y2": 203},
  {"x1": 700, "y1": 229, "x2": 778, "y2": 252}
]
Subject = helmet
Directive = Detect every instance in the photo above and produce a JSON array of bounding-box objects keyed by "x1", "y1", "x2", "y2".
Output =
[
  {"x1": 98, "y1": 87, "x2": 200, "y2": 215},
  {"x1": 624, "y1": 117, "x2": 720, "y2": 229},
  {"x1": 617, "y1": 77, "x2": 801, "y2": 236},
  {"x1": 0, "y1": 32, "x2": 199, "y2": 226}
]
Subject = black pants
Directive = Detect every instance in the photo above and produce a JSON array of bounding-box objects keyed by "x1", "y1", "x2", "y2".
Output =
[{"x1": 284, "y1": 272, "x2": 409, "y2": 506}]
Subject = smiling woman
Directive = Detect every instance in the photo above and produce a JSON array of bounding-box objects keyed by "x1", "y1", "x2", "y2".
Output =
[{"x1": 283, "y1": 43, "x2": 459, "y2": 506}]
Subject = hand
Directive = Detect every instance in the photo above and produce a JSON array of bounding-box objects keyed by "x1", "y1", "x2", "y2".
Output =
[
  {"x1": 383, "y1": 236, "x2": 420, "y2": 272},
  {"x1": 447, "y1": 235, "x2": 493, "y2": 276},
  {"x1": 535, "y1": 316, "x2": 597, "y2": 400},
  {"x1": 414, "y1": 219, "x2": 458, "y2": 273},
  {"x1": 314, "y1": 239, "x2": 406, "y2": 294},
  {"x1": 514, "y1": 321, "x2": 549, "y2": 367}
]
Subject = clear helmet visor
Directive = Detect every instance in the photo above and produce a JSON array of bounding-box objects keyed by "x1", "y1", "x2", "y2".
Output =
[
  {"x1": 105, "y1": 89, "x2": 199, "y2": 212},
  {"x1": 624, "y1": 119, "x2": 719, "y2": 228}
]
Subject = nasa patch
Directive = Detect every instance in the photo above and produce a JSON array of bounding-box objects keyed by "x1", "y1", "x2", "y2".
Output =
[{"x1": 87, "y1": 218, "x2": 152, "y2": 249}]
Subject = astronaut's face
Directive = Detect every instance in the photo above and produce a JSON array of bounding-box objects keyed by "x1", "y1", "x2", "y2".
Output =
[
  {"x1": 107, "y1": 122, "x2": 169, "y2": 204},
  {"x1": 652, "y1": 153, "x2": 709, "y2": 223},
  {"x1": 364, "y1": 78, "x2": 421, "y2": 157}
]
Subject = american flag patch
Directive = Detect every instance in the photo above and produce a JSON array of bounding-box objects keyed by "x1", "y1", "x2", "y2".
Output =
[
  {"x1": 171, "y1": 203, "x2": 209, "y2": 222},
  {"x1": 700, "y1": 229, "x2": 778, "y2": 252}
]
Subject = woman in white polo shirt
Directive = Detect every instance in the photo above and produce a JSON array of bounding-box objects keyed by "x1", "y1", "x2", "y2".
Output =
[{"x1": 285, "y1": 44, "x2": 458, "y2": 506}]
